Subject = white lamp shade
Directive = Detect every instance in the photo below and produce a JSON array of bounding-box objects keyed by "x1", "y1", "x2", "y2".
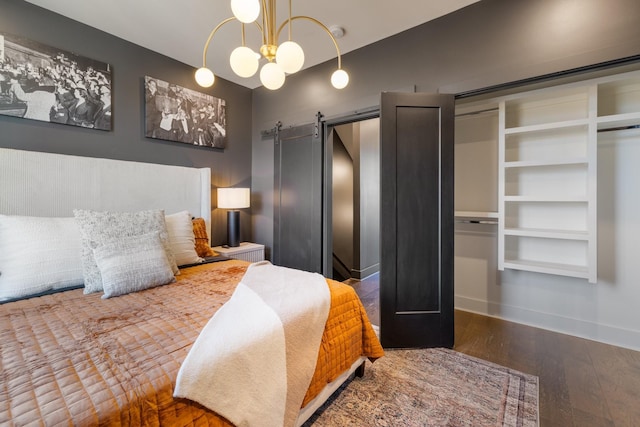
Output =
[
  {"x1": 195, "y1": 67, "x2": 215, "y2": 87},
  {"x1": 276, "y1": 41, "x2": 305, "y2": 74},
  {"x1": 231, "y1": 0, "x2": 260, "y2": 23},
  {"x1": 260, "y1": 62, "x2": 286, "y2": 90},
  {"x1": 230, "y1": 46, "x2": 260, "y2": 78},
  {"x1": 331, "y1": 69, "x2": 349, "y2": 89},
  {"x1": 218, "y1": 188, "x2": 250, "y2": 209}
]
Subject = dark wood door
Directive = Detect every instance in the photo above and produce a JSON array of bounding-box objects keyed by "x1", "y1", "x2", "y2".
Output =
[
  {"x1": 379, "y1": 92, "x2": 455, "y2": 348},
  {"x1": 273, "y1": 123, "x2": 322, "y2": 273}
]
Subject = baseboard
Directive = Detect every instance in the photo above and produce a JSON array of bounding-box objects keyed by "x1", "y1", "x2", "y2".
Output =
[
  {"x1": 455, "y1": 295, "x2": 640, "y2": 352},
  {"x1": 351, "y1": 263, "x2": 379, "y2": 280}
]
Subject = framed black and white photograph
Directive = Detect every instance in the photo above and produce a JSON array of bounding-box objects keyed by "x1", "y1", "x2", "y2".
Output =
[
  {"x1": 144, "y1": 76, "x2": 227, "y2": 149},
  {"x1": 0, "y1": 32, "x2": 112, "y2": 130}
]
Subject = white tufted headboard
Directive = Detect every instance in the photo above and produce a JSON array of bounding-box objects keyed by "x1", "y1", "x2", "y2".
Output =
[{"x1": 0, "y1": 148, "x2": 212, "y2": 243}]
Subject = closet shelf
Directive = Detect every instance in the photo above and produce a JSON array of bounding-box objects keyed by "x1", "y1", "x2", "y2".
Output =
[
  {"x1": 504, "y1": 118, "x2": 589, "y2": 135},
  {"x1": 455, "y1": 211, "x2": 498, "y2": 224},
  {"x1": 597, "y1": 112, "x2": 640, "y2": 130},
  {"x1": 503, "y1": 195, "x2": 588, "y2": 202},
  {"x1": 454, "y1": 211, "x2": 499, "y2": 219},
  {"x1": 503, "y1": 158, "x2": 588, "y2": 168},
  {"x1": 502, "y1": 259, "x2": 589, "y2": 279},
  {"x1": 503, "y1": 227, "x2": 589, "y2": 240}
]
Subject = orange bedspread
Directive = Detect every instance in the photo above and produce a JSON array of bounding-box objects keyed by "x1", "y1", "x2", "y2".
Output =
[{"x1": 0, "y1": 260, "x2": 383, "y2": 426}]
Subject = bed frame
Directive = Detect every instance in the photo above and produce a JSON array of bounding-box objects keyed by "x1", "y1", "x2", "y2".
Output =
[{"x1": 0, "y1": 147, "x2": 368, "y2": 426}]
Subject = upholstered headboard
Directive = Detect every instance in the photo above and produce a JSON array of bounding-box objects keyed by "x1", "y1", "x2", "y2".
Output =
[{"x1": 0, "y1": 148, "x2": 212, "y2": 242}]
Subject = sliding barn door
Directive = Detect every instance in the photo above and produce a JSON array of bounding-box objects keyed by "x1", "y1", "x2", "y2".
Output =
[
  {"x1": 273, "y1": 123, "x2": 322, "y2": 273},
  {"x1": 380, "y1": 92, "x2": 455, "y2": 348}
]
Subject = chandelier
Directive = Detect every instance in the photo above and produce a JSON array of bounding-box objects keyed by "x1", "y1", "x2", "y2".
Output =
[{"x1": 194, "y1": 0, "x2": 349, "y2": 90}]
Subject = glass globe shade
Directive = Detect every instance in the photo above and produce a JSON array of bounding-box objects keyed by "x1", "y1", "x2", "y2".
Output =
[
  {"x1": 276, "y1": 41, "x2": 304, "y2": 74},
  {"x1": 195, "y1": 67, "x2": 215, "y2": 88},
  {"x1": 230, "y1": 46, "x2": 259, "y2": 78},
  {"x1": 260, "y1": 62, "x2": 285, "y2": 90},
  {"x1": 331, "y1": 69, "x2": 349, "y2": 89},
  {"x1": 231, "y1": 0, "x2": 260, "y2": 23}
]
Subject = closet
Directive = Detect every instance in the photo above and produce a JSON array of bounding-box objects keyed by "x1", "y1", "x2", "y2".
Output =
[{"x1": 456, "y1": 69, "x2": 640, "y2": 285}]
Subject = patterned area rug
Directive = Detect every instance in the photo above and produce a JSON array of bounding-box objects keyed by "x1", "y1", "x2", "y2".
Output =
[{"x1": 304, "y1": 347, "x2": 538, "y2": 426}]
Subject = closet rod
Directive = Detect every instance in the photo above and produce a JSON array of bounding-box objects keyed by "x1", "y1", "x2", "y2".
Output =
[
  {"x1": 455, "y1": 107, "x2": 499, "y2": 118},
  {"x1": 597, "y1": 124, "x2": 640, "y2": 133}
]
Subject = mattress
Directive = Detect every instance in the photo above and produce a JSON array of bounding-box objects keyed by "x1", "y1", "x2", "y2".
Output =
[{"x1": 0, "y1": 259, "x2": 383, "y2": 426}]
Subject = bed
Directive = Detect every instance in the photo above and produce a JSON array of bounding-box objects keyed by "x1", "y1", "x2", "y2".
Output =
[{"x1": 0, "y1": 148, "x2": 384, "y2": 426}]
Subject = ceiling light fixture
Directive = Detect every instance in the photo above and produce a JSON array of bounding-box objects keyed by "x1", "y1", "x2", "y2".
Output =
[{"x1": 195, "y1": 0, "x2": 349, "y2": 90}]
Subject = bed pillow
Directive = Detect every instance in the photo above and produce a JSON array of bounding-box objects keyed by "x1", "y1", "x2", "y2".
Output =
[
  {"x1": 0, "y1": 215, "x2": 84, "y2": 301},
  {"x1": 166, "y1": 211, "x2": 203, "y2": 267},
  {"x1": 192, "y1": 217, "x2": 219, "y2": 257},
  {"x1": 93, "y1": 232, "x2": 175, "y2": 299},
  {"x1": 73, "y1": 209, "x2": 178, "y2": 294}
]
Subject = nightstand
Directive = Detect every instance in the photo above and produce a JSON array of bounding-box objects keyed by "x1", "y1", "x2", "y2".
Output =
[{"x1": 213, "y1": 242, "x2": 265, "y2": 262}]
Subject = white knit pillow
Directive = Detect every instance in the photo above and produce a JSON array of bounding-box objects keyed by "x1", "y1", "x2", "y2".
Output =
[
  {"x1": 74, "y1": 209, "x2": 178, "y2": 294},
  {"x1": 93, "y1": 232, "x2": 175, "y2": 299},
  {"x1": 0, "y1": 215, "x2": 84, "y2": 300},
  {"x1": 165, "y1": 211, "x2": 203, "y2": 267}
]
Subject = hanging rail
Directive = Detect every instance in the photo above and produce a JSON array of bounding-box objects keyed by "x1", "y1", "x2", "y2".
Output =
[{"x1": 597, "y1": 124, "x2": 640, "y2": 133}]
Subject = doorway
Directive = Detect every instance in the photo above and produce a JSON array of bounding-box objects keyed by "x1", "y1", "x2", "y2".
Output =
[
  {"x1": 326, "y1": 93, "x2": 455, "y2": 348},
  {"x1": 308, "y1": 91, "x2": 454, "y2": 348},
  {"x1": 324, "y1": 113, "x2": 381, "y2": 326}
]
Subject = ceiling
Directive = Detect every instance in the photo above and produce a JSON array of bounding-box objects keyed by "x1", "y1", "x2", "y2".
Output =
[{"x1": 25, "y1": 0, "x2": 480, "y2": 89}]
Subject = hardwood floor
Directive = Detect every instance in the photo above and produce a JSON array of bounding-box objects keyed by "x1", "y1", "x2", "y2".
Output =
[
  {"x1": 347, "y1": 275, "x2": 640, "y2": 427},
  {"x1": 455, "y1": 310, "x2": 640, "y2": 427},
  {"x1": 344, "y1": 273, "x2": 379, "y2": 325}
]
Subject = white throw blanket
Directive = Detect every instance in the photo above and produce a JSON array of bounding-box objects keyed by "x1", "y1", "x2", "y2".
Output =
[{"x1": 174, "y1": 261, "x2": 330, "y2": 427}]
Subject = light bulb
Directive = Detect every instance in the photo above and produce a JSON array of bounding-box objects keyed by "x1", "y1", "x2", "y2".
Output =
[
  {"x1": 331, "y1": 69, "x2": 349, "y2": 89},
  {"x1": 195, "y1": 67, "x2": 215, "y2": 87},
  {"x1": 230, "y1": 46, "x2": 259, "y2": 78},
  {"x1": 260, "y1": 62, "x2": 285, "y2": 90},
  {"x1": 231, "y1": 0, "x2": 260, "y2": 23},
  {"x1": 276, "y1": 41, "x2": 304, "y2": 74}
]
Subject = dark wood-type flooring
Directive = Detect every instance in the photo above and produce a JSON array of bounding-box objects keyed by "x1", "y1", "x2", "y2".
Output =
[{"x1": 347, "y1": 273, "x2": 640, "y2": 427}]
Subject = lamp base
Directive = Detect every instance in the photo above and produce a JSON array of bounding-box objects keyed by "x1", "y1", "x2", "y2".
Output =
[{"x1": 227, "y1": 210, "x2": 240, "y2": 247}]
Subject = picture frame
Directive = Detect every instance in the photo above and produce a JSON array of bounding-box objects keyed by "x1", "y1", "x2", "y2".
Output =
[
  {"x1": 0, "y1": 32, "x2": 112, "y2": 130},
  {"x1": 144, "y1": 76, "x2": 227, "y2": 149}
]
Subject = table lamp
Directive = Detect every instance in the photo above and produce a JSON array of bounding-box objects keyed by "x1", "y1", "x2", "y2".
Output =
[{"x1": 217, "y1": 187, "x2": 250, "y2": 247}]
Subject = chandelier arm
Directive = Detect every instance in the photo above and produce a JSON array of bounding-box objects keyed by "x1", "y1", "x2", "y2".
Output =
[
  {"x1": 201, "y1": 17, "x2": 237, "y2": 67},
  {"x1": 201, "y1": 18, "x2": 264, "y2": 67},
  {"x1": 242, "y1": 21, "x2": 266, "y2": 44},
  {"x1": 276, "y1": 16, "x2": 343, "y2": 69},
  {"x1": 253, "y1": 20, "x2": 264, "y2": 36}
]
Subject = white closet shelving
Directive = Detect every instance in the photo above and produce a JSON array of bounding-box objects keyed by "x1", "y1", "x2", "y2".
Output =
[
  {"x1": 496, "y1": 70, "x2": 640, "y2": 283},
  {"x1": 455, "y1": 69, "x2": 640, "y2": 284},
  {"x1": 498, "y1": 83, "x2": 597, "y2": 283}
]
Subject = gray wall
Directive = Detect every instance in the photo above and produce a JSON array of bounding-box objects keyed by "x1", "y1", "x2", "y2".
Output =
[
  {"x1": 251, "y1": 0, "x2": 640, "y2": 255},
  {"x1": 332, "y1": 119, "x2": 380, "y2": 280},
  {"x1": 0, "y1": 0, "x2": 253, "y2": 246},
  {"x1": 331, "y1": 130, "x2": 354, "y2": 276},
  {"x1": 356, "y1": 118, "x2": 380, "y2": 279}
]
